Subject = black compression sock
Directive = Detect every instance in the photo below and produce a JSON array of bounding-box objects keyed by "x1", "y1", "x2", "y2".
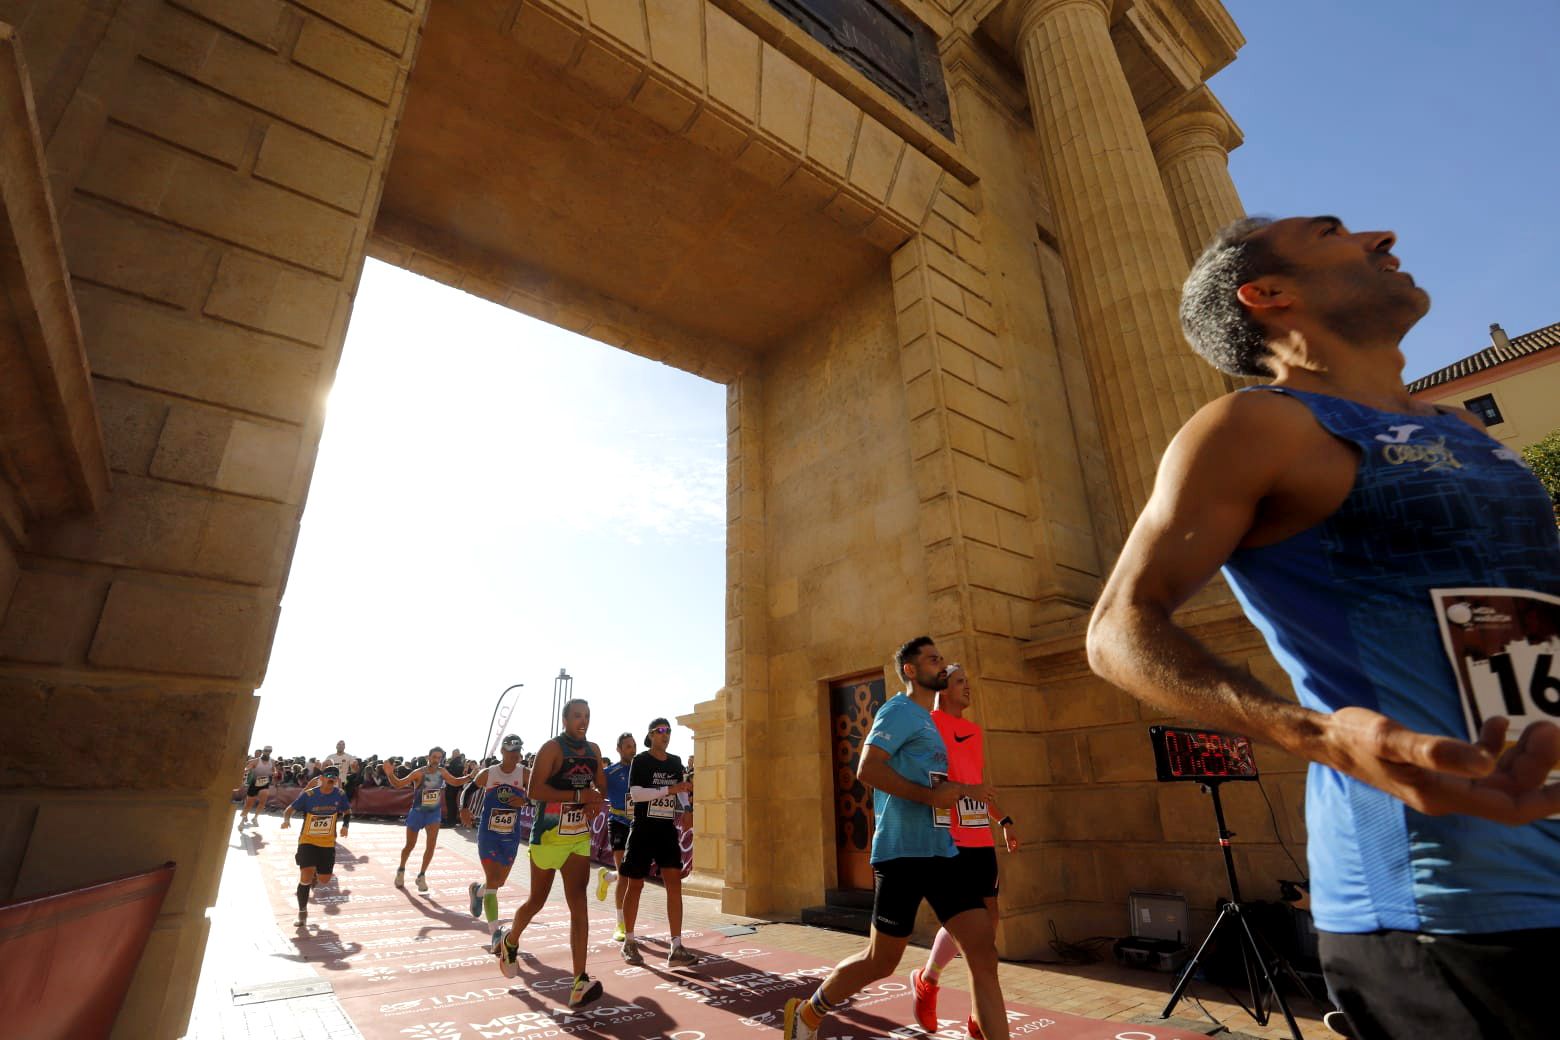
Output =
[{"x1": 296, "y1": 884, "x2": 310, "y2": 911}]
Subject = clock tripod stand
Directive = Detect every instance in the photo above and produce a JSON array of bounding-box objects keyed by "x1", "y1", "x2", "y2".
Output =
[
  {"x1": 1146, "y1": 725, "x2": 1305, "y2": 1038},
  {"x1": 1159, "y1": 778, "x2": 1305, "y2": 1038}
]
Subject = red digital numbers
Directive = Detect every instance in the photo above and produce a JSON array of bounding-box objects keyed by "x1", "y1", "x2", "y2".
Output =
[{"x1": 1163, "y1": 729, "x2": 1255, "y2": 778}]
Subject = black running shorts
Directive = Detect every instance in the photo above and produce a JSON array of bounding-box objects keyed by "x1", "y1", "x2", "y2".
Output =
[
  {"x1": 957, "y1": 845, "x2": 999, "y2": 899},
  {"x1": 871, "y1": 855, "x2": 986, "y2": 938},
  {"x1": 1319, "y1": 927, "x2": 1556, "y2": 1040},
  {"x1": 246, "y1": 783, "x2": 267, "y2": 798},
  {"x1": 620, "y1": 821, "x2": 681, "y2": 879},
  {"x1": 609, "y1": 817, "x2": 632, "y2": 852},
  {"x1": 294, "y1": 843, "x2": 337, "y2": 875}
]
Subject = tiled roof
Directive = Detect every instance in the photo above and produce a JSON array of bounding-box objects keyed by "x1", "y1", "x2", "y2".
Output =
[{"x1": 1407, "y1": 320, "x2": 1560, "y2": 393}]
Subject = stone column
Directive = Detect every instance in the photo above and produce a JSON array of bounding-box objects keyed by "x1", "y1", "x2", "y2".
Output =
[
  {"x1": 676, "y1": 694, "x2": 727, "y2": 902},
  {"x1": 1012, "y1": 0, "x2": 1228, "y2": 521},
  {"x1": 1147, "y1": 87, "x2": 1246, "y2": 264}
]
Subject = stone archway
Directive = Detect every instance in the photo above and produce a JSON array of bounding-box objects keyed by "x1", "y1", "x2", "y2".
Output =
[{"x1": 0, "y1": 2, "x2": 1296, "y2": 1037}]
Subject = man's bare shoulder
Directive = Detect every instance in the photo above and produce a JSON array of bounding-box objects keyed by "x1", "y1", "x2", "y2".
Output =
[{"x1": 1168, "y1": 389, "x2": 1324, "y2": 473}]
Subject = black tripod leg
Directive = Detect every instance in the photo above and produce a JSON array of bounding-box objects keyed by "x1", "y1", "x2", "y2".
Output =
[
  {"x1": 1161, "y1": 905, "x2": 1232, "y2": 1019},
  {"x1": 1236, "y1": 910, "x2": 1304, "y2": 1040}
]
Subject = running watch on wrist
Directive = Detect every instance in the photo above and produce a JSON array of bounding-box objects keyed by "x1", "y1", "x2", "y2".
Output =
[{"x1": 998, "y1": 815, "x2": 1014, "y2": 827}]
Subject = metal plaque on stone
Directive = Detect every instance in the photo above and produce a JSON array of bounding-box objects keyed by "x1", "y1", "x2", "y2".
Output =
[{"x1": 765, "y1": 0, "x2": 954, "y2": 140}]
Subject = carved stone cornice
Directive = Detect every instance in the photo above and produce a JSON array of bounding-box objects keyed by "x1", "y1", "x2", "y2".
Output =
[
  {"x1": 1144, "y1": 83, "x2": 1243, "y2": 161},
  {"x1": 0, "y1": 23, "x2": 109, "y2": 540},
  {"x1": 977, "y1": 0, "x2": 1243, "y2": 104},
  {"x1": 939, "y1": 28, "x2": 1031, "y2": 124}
]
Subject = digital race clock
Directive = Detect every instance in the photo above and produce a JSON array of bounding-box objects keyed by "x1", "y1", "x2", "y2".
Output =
[{"x1": 1148, "y1": 725, "x2": 1259, "y2": 782}]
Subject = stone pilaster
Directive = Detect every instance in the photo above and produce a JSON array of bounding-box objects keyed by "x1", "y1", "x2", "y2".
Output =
[
  {"x1": 676, "y1": 694, "x2": 727, "y2": 902},
  {"x1": 719, "y1": 370, "x2": 768, "y2": 916},
  {"x1": 1012, "y1": 0, "x2": 1228, "y2": 521},
  {"x1": 1147, "y1": 86, "x2": 1246, "y2": 264}
]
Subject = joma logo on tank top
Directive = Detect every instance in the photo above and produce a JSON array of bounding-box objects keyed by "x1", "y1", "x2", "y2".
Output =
[{"x1": 1375, "y1": 424, "x2": 1462, "y2": 471}]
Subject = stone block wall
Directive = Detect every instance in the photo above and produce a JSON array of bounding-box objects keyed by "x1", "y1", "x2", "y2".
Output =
[{"x1": 0, "y1": 2, "x2": 428, "y2": 1035}]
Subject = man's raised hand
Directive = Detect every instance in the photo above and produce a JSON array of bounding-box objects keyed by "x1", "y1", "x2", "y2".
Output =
[{"x1": 1317, "y1": 707, "x2": 1560, "y2": 824}]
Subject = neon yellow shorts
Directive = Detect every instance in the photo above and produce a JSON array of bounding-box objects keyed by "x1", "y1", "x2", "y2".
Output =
[{"x1": 528, "y1": 828, "x2": 591, "y2": 871}]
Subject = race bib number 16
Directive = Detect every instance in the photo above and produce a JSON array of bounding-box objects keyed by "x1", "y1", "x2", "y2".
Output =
[{"x1": 1432, "y1": 587, "x2": 1560, "y2": 817}]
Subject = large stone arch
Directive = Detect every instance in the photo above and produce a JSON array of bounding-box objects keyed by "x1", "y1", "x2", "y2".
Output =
[{"x1": 0, "y1": 2, "x2": 1305, "y2": 1036}]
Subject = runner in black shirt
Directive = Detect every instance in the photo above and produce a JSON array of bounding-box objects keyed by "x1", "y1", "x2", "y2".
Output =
[{"x1": 619, "y1": 717, "x2": 695, "y2": 969}]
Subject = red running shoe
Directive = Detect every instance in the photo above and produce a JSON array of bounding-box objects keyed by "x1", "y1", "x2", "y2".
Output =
[
  {"x1": 967, "y1": 1014, "x2": 985, "y2": 1039},
  {"x1": 910, "y1": 968, "x2": 938, "y2": 1032}
]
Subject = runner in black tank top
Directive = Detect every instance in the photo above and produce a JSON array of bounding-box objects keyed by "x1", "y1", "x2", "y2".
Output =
[{"x1": 494, "y1": 698, "x2": 608, "y2": 1009}]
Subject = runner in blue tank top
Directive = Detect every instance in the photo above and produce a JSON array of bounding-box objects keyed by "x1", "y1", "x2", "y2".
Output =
[
  {"x1": 382, "y1": 746, "x2": 474, "y2": 893},
  {"x1": 1090, "y1": 214, "x2": 1560, "y2": 1040}
]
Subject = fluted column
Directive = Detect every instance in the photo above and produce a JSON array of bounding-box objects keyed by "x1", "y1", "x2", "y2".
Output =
[
  {"x1": 1013, "y1": 0, "x2": 1228, "y2": 521},
  {"x1": 1148, "y1": 88, "x2": 1246, "y2": 263}
]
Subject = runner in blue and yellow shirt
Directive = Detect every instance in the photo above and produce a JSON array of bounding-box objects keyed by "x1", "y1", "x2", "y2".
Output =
[{"x1": 281, "y1": 765, "x2": 351, "y2": 930}]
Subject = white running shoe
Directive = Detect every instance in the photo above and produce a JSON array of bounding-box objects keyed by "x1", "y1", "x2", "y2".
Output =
[
  {"x1": 415, "y1": 873, "x2": 429, "y2": 893},
  {"x1": 394, "y1": 868, "x2": 405, "y2": 889}
]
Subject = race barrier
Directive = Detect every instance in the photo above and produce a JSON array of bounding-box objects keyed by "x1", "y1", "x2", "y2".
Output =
[
  {"x1": 0, "y1": 863, "x2": 174, "y2": 1039},
  {"x1": 235, "y1": 787, "x2": 694, "y2": 876}
]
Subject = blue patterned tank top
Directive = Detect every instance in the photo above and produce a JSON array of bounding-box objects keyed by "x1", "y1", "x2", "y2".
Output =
[{"x1": 1223, "y1": 387, "x2": 1560, "y2": 934}]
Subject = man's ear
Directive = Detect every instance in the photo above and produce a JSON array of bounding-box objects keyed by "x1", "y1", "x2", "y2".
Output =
[{"x1": 1235, "y1": 276, "x2": 1293, "y2": 316}]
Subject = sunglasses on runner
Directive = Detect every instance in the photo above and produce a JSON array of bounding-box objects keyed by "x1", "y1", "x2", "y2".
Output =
[{"x1": 650, "y1": 726, "x2": 672, "y2": 735}]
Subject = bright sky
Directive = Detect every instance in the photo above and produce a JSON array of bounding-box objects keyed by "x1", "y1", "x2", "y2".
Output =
[
  {"x1": 252, "y1": 261, "x2": 727, "y2": 764},
  {"x1": 1213, "y1": 0, "x2": 1560, "y2": 380},
  {"x1": 255, "y1": 1, "x2": 1557, "y2": 762}
]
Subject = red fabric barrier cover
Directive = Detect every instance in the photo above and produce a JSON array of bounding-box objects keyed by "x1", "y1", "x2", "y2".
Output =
[
  {"x1": 231, "y1": 784, "x2": 414, "y2": 815},
  {"x1": 349, "y1": 785, "x2": 414, "y2": 817},
  {"x1": 0, "y1": 863, "x2": 175, "y2": 1040}
]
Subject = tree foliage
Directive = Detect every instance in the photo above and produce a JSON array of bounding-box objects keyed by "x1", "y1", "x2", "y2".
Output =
[{"x1": 1520, "y1": 427, "x2": 1560, "y2": 505}]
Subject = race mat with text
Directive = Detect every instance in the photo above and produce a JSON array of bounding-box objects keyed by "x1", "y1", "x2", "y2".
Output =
[{"x1": 253, "y1": 823, "x2": 1203, "y2": 1040}]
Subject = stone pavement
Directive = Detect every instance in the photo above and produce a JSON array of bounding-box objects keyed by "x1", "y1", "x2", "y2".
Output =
[{"x1": 184, "y1": 817, "x2": 1327, "y2": 1039}]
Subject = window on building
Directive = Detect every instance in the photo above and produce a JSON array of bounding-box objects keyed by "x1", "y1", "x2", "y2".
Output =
[{"x1": 1464, "y1": 393, "x2": 1503, "y2": 426}]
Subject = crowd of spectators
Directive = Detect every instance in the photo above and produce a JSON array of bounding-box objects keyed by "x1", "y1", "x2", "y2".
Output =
[{"x1": 251, "y1": 746, "x2": 690, "y2": 798}]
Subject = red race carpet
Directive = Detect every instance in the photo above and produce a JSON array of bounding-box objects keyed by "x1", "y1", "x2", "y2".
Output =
[{"x1": 254, "y1": 824, "x2": 1204, "y2": 1040}]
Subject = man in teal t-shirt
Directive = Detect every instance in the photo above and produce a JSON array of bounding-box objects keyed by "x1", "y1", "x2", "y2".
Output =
[{"x1": 782, "y1": 637, "x2": 1010, "y2": 1040}]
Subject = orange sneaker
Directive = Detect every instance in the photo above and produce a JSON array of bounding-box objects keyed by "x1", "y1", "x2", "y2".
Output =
[{"x1": 910, "y1": 968, "x2": 938, "y2": 1032}]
